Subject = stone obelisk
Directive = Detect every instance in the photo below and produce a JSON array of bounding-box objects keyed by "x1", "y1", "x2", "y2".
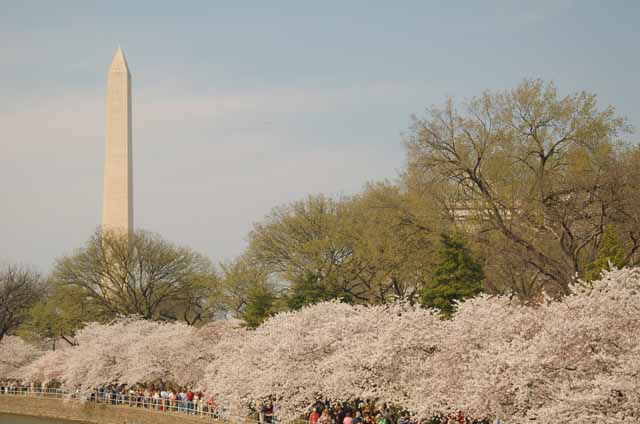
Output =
[{"x1": 103, "y1": 47, "x2": 133, "y2": 233}]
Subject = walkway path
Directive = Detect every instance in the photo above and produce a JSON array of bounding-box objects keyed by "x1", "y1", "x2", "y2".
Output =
[{"x1": 0, "y1": 389, "x2": 242, "y2": 424}]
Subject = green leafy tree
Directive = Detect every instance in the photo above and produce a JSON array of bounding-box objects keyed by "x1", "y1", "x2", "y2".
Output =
[
  {"x1": 248, "y1": 195, "x2": 369, "y2": 302},
  {"x1": 248, "y1": 191, "x2": 438, "y2": 305},
  {"x1": 19, "y1": 284, "x2": 97, "y2": 349},
  {"x1": 405, "y1": 79, "x2": 633, "y2": 297},
  {"x1": 241, "y1": 283, "x2": 278, "y2": 329},
  {"x1": 217, "y1": 257, "x2": 272, "y2": 318},
  {"x1": 286, "y1": 272, "x2": 354, "y2": 310},
  {"x1": 420, "y1": 234, "x2": 484, "y2": 317},
  {"x1": 585, "y1": 227, "x2": 627, "y2": 281}
]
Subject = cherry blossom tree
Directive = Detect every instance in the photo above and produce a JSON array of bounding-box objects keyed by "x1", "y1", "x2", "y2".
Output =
[
  {"x1": 14, "y1": 268, "x2": 640, "y2": 423},
  {"x1": 203, "y1": 301, "x2": 445, "y2": 419},
  {"x1": 20, "y1": 318, "x2": 242, "y2": 391},
  {"x1": 0, "y1": 336, "x2": 42, "y2": 380},
  {"x1": 448, "y1": 268, "x2": 640, "y2": 422},
  {"x1": 204, "y1": 268, "x2": 640, "y2": 422},
  {"x1": 19, "y1": 348, "x2": 68, "y2": 384}
]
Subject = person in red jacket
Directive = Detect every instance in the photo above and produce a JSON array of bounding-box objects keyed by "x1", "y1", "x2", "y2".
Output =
[
  {"x1": 309, "y1": 407, "x2": 320, "y2": 424},
  {"x1": 186, "y1": 389, "x2": 195, "y2": 414}
]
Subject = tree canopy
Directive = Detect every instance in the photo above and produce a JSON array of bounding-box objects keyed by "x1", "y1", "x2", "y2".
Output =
[
  {"x1": 52, "y1": 229, "x2": 219, "y2": 322},
  {"x1": 0, "y1": 265, "x2": 44, "y2": 341},
  {"x1": 405, "y1": 79, "x2": 636, "y2": 296}
]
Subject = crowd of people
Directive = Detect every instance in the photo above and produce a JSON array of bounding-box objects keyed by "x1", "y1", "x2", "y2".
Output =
[
  {"x1": 0, "y1": 382, "x2": 500, "y2": 424},
  {"x1": 304, "y1": 400, "x2": 497, "y2": 424},
  {"x1": 92, "y1": 384, "x2": 219, "y2": 416}
]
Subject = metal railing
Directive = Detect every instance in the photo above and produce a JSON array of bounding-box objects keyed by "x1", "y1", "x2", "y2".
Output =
[
  {"x1": 0, "y1": 387, "x2": 498, "y2": 424},
  {"x1": 0, "y1": 385, "x2": 279, "y2": 424}
]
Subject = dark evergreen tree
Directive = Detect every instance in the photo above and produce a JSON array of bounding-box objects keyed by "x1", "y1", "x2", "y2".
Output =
[{"x1": 419, "y1": 234, "x2": 484, "y2": 317}]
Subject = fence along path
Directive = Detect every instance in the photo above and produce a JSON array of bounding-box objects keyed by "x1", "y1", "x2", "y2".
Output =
[{"x1": 0, "y1": 386, "x2": 291, "y2": 424}]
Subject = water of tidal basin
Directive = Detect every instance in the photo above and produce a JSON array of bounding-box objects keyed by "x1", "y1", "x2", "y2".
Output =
[{"x1": 0, "y1": 414, "x2": 89, "y2": 424}]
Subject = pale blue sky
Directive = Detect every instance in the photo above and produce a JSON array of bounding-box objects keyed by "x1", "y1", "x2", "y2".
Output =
[{"x1": 1, "y1": 1, "x2": 639, "y2": 271}]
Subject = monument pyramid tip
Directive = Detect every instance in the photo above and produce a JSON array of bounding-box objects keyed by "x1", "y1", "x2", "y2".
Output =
[{"x1": 110, "y1": 46, "x2": 129, "y2": 70}]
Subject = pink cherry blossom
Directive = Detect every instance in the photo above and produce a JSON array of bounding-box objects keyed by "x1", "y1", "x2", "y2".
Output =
[
  {"x1": 0, "y1": 336, "x2": 42, "y2": 380},
  {"x1": 11, "y1": 268, "x2": 640, "y2": 423}
]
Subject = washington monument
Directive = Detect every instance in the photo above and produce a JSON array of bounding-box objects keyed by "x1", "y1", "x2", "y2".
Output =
[{"x1": 102, "y1": 47, "x2": 133, "y2": 233}]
